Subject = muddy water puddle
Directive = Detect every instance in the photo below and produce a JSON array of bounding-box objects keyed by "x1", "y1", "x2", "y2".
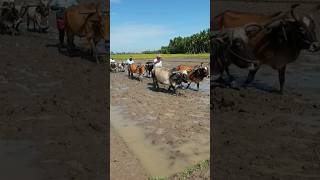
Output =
[{"x1": 111, "y1": 106, "x2": 209, "y2": 177}]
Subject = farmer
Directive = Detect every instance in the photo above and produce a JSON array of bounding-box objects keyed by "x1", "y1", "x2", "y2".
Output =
[
  {"x1": 50, "y1": 0, "x2": 78, "y2": 47},
  {"x1": 153, "y1": 54, "x2": 163, "y2": 68},
  {"x1": 126, "y1": 57, "x2": 134, "y2": 65}
]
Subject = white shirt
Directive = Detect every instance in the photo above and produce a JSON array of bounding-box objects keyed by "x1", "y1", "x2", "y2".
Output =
[
  {"x1": 126, "y1": 59, "x2": 134, "y2": 65},
  {"x1": 153, "y1": 58, "x2": 162, "y2": 68},
  {"x1": 110, "y1": 59, "x2": 115, "y2": 63}
]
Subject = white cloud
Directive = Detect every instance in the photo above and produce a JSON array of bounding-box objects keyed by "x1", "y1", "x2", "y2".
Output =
[{"x1": 111, "y1": 23, "x2": 173, "y2": 53}]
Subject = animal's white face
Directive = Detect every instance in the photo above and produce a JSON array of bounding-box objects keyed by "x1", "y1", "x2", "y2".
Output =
[
  {"x1": 233, "y1": 28, "x2": 249, "y2": 43},
  {"x1": 302, "y1": 16, "x2": 311, "y2": 27}
]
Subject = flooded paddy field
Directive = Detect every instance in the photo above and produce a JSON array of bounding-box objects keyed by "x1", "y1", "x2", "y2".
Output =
[{"x1": 110, "y1": 57, "x2": 210, "y2": 179}]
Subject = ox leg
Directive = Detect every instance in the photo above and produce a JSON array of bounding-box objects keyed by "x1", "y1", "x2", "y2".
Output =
[
  {"x1": 244, "y1": 69, "x2": 258, "y2": 85},
  {"x1": 225, "y1": 67, "x2": 234, "y2": 82},
  {"x1": 278, "y1": 66, "x2": 286, "y2": 94},
  {"x1": 186, "y1": 82, "x2": 191, "y2": 89},
  {"x1": 197, "y1": 83, "x2": 199, "y2": 91}
]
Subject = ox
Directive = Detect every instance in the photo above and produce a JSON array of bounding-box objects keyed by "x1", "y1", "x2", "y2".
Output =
[
  {"x1": 211, "y1": 24, "x2": 259, "y2": 83},
  {"x1": 64, "y1": 3, "x2": 108, "y2": 63},
  {"x1": 128, "y1": 63, "x2": 145, "y2": 81},
  {"x1": 21, "y1": 0, "x2": 50, "y2": 32},
  {"x1": 186, "y1": 66, "x2": 209, "y2": 90},
  {"x1": 144, "y1": 61, "x2": 154, "y2": 77},
  {"x1": 152, "y1": 67, "x2": 188, "y2": 94},
  {"x1": 0, "y1": 1, "x2": 20, "y2": 35},
  {"x1": 212, "y1": 4, "x2": 320, "y2": 93}
]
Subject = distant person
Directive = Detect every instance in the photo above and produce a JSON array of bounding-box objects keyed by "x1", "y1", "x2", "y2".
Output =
[
  {"x1": 153, "y1": 55, "x2": 162, "y2": 68},
  {"x1": 50, "y1": 0, "x2": 79, "y2": 47},
  {"x1": 126, "y1": 57, "x2": 134, "y2": 65}
]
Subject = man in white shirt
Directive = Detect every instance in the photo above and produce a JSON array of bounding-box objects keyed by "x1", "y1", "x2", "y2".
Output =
[
  {"x1": 153, "y1": 55, "x2": 162, "y2": 68},
  {"x1": 126, "y1": 57, "x2": 134, "y2": 65}
]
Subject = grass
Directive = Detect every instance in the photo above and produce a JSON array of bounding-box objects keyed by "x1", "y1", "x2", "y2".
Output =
[
  {"x1": 111, "y1": 53, "x2": 209, "y2": 60},
  {"x1": 148, "y1": 159, "x2": 210, "y2": 180}
]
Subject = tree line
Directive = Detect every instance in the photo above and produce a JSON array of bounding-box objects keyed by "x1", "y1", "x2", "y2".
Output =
[{"x1": 142, "y1": 29, "x2": 210, "y2": 54}]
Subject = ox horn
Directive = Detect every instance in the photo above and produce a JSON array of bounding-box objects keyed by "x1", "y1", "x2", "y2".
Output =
[{"x1": 290, "y1": 3, "x2": 300, "y2": 21}]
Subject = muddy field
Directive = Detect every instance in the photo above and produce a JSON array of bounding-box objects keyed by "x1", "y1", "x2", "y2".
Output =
[
  {"x1": 110, "y1": 57, "x2": 210, "y2": 179},
  {"x1": 0, "y1": 1, "x2": 108, "y2": 179},
  {"x1": 212, "y1": 1, "x2": 320, "y2": 180}
]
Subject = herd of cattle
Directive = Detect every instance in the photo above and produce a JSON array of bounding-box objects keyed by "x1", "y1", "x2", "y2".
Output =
[
  {"x1": 110, "y1": 60, "x2": 209, "y2": 94},
  {"x1": 0, "y1": 0, "x2": 108, "y2": 63},
  {"x1": 211, "y1": 3, "x2": 320, "y2": 93}
]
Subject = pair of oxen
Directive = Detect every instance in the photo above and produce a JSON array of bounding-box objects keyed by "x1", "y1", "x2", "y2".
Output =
[
  {"x1": 128, "y1": 62, "x2": 209, "y2": 94},
  {"x1": 0, "y1": 0, "x2": 49, "y2": 35},
  {"x1": 211, "y1": 4, "x2": 320, "y2": 93}
]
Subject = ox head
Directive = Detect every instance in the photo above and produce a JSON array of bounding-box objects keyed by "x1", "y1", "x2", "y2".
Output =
[
  {"x1": 223, "y1": 24, "x2": 260, "y2": 68},
  {"x1": 265, "y1": 4, "x2": 320, "y2": 52},
  {"x1": 38, "y1": 0, "x2": 50, "y2": 17},
  {"x1": 86, "y1": 3, "x2": 109, "y2": 51}
]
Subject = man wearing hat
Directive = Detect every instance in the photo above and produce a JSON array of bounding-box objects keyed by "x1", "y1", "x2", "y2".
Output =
[{"x1": 153, "y1": 54, "x2": 163, "y2": 68}]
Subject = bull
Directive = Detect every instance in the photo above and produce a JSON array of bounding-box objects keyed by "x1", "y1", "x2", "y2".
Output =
[
  {"x1": 0, "y1": 1, "x2": 20, "y2": 35},
  {"x1": 211, "y1": 24, "x2": 259, "y2": 83},
  {"x1": 128, "y1": 63, "x2": 145, "y2": 81},
  {"x1": 64, "y1": 3, "x2": 108, "y2": 63},
  {"x1": 152, "y1": 67, "x2": 188, "y2": 94},
  {"x1": 144, "y1": 61, "x2": 154, "y2": 77},
  {"x1": 212, "y1": 4, "x2": 320, "y2": 93},
  {"x1": 21, "y1": 0, "x2": 50, "y2": 32}
]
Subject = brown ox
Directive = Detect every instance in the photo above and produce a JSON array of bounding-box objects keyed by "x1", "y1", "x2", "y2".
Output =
[
  {"x1": 212, "y1": 10, "x2": 282, "y2": 31},
  {"x1": 64, "y1": 3, "x2": 108, "y2": 63},
  {"x1": 175, "y1": 65, "x2": 195, "y2": 73},
  {"x1": 128, "y1": 63, "x2": 145, "y2": 81},
  {"x1": 212, "y1": 4, "x2": 320, "y2": 93}
]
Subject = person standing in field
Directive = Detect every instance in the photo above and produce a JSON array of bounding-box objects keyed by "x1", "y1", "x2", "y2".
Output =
[
  {"x1": 50, "y1": 0, "x2": 79, "y2": 47},
  {"x1": 126, "y1": 57, "x2": 134, "y2": 65},
  {"x1": 153, "y1": 54, "x2": 163, "y2": 68}
]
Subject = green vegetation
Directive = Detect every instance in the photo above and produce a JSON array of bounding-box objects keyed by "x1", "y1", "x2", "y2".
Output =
[
  {"x1": 160, "y1": 29, "x2": 210, "y2": 54},
  {"x1": 148, "y1": 159, "x2": 210, "y2": 180},
  {"x1": 111, "y1": 53, "x2": 209, "y2": 60}
]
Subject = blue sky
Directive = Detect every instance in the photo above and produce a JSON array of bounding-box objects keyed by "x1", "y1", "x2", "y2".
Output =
[{"x1": 110, "y1": 0, "x2": 209, "y2": 53}]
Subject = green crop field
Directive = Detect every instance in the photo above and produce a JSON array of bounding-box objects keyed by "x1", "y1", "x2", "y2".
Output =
[{"x1": 111, "y1": 53, "x2": 209, "y2": 60}]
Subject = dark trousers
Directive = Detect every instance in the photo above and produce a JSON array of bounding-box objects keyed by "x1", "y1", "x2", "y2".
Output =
[{"x1": 59, "y1": 29, "x2": 65, "y2": 45}]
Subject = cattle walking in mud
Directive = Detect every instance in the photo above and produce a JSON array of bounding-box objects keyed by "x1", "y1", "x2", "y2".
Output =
[
  {"x1": 175, "y1": 64, "x2": 209, "y2": 90},
  {"x1": 23, "y1": 0, "x2": 50, "y2": 32},
  {"x1": 0, "y1": 1, "x2": 20, "y2": 35},
  {"x1": 152, "y1": 67, "x2": 188, "y2": 94},
  {"x1": 128, "y1": 63, "x2": 145, "y2": 81},
  {"x1": 144, "y1": 61, "x2": 154, "y2": 78},
  {"x1": 210, "y1": 24, "x2": 259, "y2": 83},
  {"x1": 212, "y1": 4, "x2": 320, "y2": 93},
  {"x1": 64, "y1": 3, "x2": 108, "y2": 63}
]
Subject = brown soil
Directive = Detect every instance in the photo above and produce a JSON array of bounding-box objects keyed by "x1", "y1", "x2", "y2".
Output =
[
  {"x1": 110, "y1": 57, "x2": 210, "y2": 179},
  {"x1": 212, "y1": 1, "x2": 320, "y2": 180},
  {"x1": 0, "y1": 29, "x2": 108, "y2": 180}
]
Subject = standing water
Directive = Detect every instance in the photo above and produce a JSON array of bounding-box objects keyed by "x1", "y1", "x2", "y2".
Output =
[{"x1": 111, "y1": 106, "x2": 209, "y2": 177}]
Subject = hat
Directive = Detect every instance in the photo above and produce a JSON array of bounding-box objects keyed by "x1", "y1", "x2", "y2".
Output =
[{"x1": 156, "y1": 54, "x2": 162, "y2": 58}]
